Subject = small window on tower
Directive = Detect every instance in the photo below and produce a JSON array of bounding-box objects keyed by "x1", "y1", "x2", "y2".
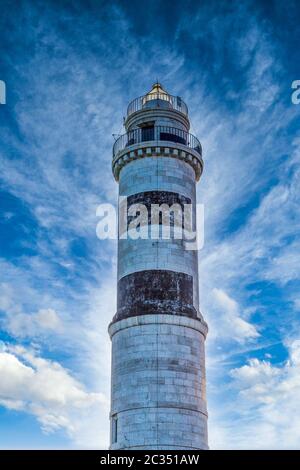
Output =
[
  {"x1": 112, "y1": 416, "x2": 118, "y2": 444},
  {"x1": 141, "y1": 125, "x2": 154, "y2": 142}
]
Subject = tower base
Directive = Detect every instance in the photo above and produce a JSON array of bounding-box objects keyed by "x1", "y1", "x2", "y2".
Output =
[{"x1": 108, "y1": 314, "x2": 208, "y2": 450}]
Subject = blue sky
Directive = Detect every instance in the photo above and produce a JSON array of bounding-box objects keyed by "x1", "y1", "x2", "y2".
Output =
[{"x1": 0, "y1": 0, "x2": 300, "y2": 449}]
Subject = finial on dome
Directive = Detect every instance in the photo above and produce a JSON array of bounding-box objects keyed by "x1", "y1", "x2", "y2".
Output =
[
  {"x1": 148, "y1": 82, "x2": 168, "y2": 95},
  {"x1": 143, "y1": 82, "x2": 171, "y2": 105}
]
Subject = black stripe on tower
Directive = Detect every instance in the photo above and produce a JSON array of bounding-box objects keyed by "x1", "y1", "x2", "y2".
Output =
[
  {"x1": 112, "y1": 270, "x2": 197, "y2": 323},
  {"x1": 119, "y1": 191, "x2": 195, "y2": 235}
]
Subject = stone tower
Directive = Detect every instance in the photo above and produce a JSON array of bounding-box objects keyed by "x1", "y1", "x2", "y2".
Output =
[{"x1": 109, "y1": 83, "x2": 208, "y2": 450}]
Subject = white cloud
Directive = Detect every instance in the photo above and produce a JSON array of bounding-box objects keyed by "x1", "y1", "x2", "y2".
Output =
[
  {"x1": 0, "y1": 283, "x2": 63, "y2": 338},
  {"x1": 0, "y1": 266, "x2": 114, "y2": 448},
  {"x1": 35, "y1": 308, "x2": 62, "y2": 330},
  {"x1": 202, "y1": 139, "x2": 300, "y2": 449},
  {"x1": 211, "y1": 340, "x2": 300, "y2": 449},
  {"x1": 199, "y1": 136, "x2": 300, "y2": 349},
  {"x1": 0, "y1": 283, "x2": 16, "y2": 312},
  {"x1": 211, "y1": 288, "x2": 259, "y2": 343},
  {"x1": 0, "y1": 344, "x2": 108, "y2": 447},
  {"x1": 6, "y1": 309, "x2": 63, "y2": 338},
  {"x1": 264, "y1": 240, "x2": 300, "y2": 285}
]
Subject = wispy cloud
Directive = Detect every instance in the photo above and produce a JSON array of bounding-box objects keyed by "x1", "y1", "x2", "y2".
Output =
[{"x1": 219, "y1": 339, "x2": 300, "y2": 449}]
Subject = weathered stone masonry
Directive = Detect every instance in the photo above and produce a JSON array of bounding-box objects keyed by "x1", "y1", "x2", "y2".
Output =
[
  {"x1": 114, "y1": 270, "x2": 197, "y2": 322},
  {"x1": 109, "y1": 83, "x2": 208, "y2": 450}
]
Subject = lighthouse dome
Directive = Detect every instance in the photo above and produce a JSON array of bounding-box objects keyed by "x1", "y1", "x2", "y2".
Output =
[{"x1": 142, "y1": 82, "x2": 172, "y2": 109}]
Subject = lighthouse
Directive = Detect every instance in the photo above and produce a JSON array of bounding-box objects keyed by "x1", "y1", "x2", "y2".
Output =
[{"x1": 109, "y1": 83, "x2": 208, "y2": 450}]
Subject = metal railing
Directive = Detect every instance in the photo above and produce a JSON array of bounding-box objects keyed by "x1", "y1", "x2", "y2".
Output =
[
  {"x1": 127, "y1": 93, "x2": 188, "y2": 118},
  {"x1": 113, "y1": 126, "x2": 202, "y2": 158}
]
